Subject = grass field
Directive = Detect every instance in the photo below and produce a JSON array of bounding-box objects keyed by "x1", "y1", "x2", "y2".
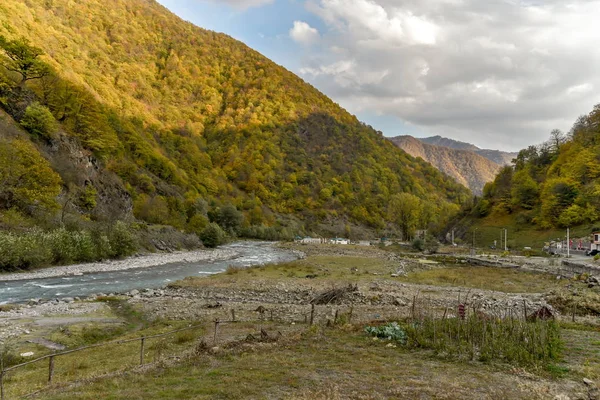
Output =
[
  {"x1": 468, "y1": 214, "x2": 595, "y2": 250},
  {"x1": 36, "y1": 325, "x2": 598, "y2": 400},
  {"x1": 172, "y1": 255, "x2": 396, "y2": 289},
  {"x1": 398, "y1": 266, "x2": 567, "y2": 293}
]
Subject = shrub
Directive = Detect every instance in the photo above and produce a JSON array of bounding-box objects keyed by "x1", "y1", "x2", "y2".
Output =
[
  {"x1": 412, "y1": 238, "x2": 424, "y2": 251},
  {"x1": 109, "y1": 221, "x2": 137, "y2": 258},
  {"x1": 401, "y1": 316, "x2": 561, "y2": 367},
  {"x1": 20, "y1": 102, "x2": 58, "y2": 140},
  {"x1": 199, "y1": 222, "x2": 227, "y2": 248}
]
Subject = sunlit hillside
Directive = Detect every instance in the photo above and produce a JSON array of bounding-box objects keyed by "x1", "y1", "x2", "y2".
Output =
[{"x1": 0, "y1": 0, "x2": 469, "y2": 243}]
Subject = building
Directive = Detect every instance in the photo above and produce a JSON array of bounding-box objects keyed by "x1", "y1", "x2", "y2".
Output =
[
  {"x1": 295, "y1": 236, "x2": 324, "y2": 244},
  {"x1": 591, "y1": 231, "x2": 600, "y2": 251},
  {"x1": 330, "y1": 238, "x2": 350, "y2": 245}
]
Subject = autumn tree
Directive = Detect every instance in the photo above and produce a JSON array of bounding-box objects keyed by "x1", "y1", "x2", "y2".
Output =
[
  {"x1": 0, "y1": 138, "x2": 62, "y2": 213},
  {"x1": 0, "y1": 36, "x2": 50, "y2": 85},
  {"x1": 388, "y1": 193, "x2": 422, "y2": 240}
]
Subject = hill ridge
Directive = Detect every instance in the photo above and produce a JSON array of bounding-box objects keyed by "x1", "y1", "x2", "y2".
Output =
[{"x1": 389, "y1": 135, "x2": 501, "y2": 195}]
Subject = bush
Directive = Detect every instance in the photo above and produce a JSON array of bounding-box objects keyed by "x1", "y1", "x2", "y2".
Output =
[
  {"x1": 109, "y1": 221, "x2": 138, "y2": 258},
  {"x1": 401, "y1": 316, "x2": 561, "y2": 367},
  {"x1": 412, "y1": 238, "x2": 424, "y2": 251},
  {"x1": 20, "y1": 102, "x2": 58, "y2": 140},
  {"x1": 199, "y1": 222, "x2": 227, "y2": 248}
]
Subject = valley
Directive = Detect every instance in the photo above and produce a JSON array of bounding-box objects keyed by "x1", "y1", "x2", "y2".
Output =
[{"x1": 0, "y1": 0, "x2": 599, "y2": 398}]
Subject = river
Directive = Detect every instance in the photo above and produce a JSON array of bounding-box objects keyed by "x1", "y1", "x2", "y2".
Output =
[{"x1": 0, "y1": 241, "x2": 299, "y2": 304}]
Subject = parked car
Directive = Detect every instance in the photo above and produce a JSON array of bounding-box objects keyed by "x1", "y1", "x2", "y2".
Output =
[{"x1": 586, "y1": 249, "x2": 599, "y2": 256}]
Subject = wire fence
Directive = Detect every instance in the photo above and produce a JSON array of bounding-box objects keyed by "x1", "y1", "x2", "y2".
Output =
[{"x1": 0, "y1": 303, "x2": 352, "y2": 399}]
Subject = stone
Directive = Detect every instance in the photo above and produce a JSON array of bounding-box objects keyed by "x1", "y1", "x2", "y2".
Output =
[
  {"x1": 129, "y1": 289, "x2": 140, "y2": 296},
  {"x1": 63, "y1": 297, "x2": 75, "y2": 303},
  {"x1": 393, "y1": 298, "x2": 407, "y2": 307},
  {"x1": 20, "y1": 352, "x2": 34, "y2": 357},
  {"x1": 584, "y1": 378, "x2": 595, "y2": 386}
]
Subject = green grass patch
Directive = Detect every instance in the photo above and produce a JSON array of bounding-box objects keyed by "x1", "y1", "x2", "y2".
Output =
[{"x1": 470, "y1": 214, "x2": 594, "y2": 250}]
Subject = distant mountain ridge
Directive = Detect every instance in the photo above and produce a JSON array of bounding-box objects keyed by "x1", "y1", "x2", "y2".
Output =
[
  {"x1": 389, "y1": 136, "x2": 502, "y2": 195},
  {"x1": 420, "y1": 136, "x2": 518, "y2": 165}
]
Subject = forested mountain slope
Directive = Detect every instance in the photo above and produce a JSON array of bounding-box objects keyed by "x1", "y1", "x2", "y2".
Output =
[
  {"x1": 471, "y1": 105, "x2": 600, "y2": 230},
  {"x1": 420, "y1": 136, "x2": 518, "y2": 166},
  {"x1": 389, "y1": 136, "x2": 501, "y2": 195},
  {"x1": 0, "y1": 0, "x2": 469, "y2": 243}
]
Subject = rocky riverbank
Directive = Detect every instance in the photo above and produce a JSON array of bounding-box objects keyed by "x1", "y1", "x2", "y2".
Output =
[{"x1": 0, "y1": 247, "x2": 239, "y2": 282}]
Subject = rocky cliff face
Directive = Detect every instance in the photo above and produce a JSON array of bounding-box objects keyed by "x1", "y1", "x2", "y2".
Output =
[
  {"x1": 0, "y1": 109, "x2": 133, "y2": 221},
  {"x1": 389, "y1": 135, "x2": 502, "y2": 195},
  {"x1": 420, "y1": 135, "x2": 518, "y2": 165}
]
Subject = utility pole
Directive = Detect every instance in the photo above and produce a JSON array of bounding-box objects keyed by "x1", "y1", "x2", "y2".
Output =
[
  {"x1": 504, "y1": 228, "x2": 508, "y2": 251},
  {"x1": 451, "y1": 229, "x2": 455, "y2": 246},
  {"x1": 500, "y1": 229, "x2": 503, "y2": 250}
]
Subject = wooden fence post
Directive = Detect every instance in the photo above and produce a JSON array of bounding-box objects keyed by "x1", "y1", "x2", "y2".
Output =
[
  {"x1": 231, "y1": 309, "x2": 236, "y2": 322},
  {"x1": 1, "y1": 354, "x2": 4, "y2": 400},
  {"x1": 522, "y1": 299, "x2": 528, "y2": 321},
  {"x1": 349, "y1": 306, "x2": 353, "y2": 323},
  {"x1": 213, "y1": 319, "x2": 220, "y2": 344},
  {"x1": 310, "y1": 304, "x2": 315, "y2": 326},
  {"x1": 1, "y1": 369, "x2": 4, "y2": 400},
  {"x1": 48, "y1": 356, "x2": 55, "y2": 384},
  {"x1": 140, "y1": 338, "x2": 145, "y2": 366}
]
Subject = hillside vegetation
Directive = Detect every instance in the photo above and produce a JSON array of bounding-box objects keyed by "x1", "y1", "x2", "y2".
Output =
[
  {"x1": 466, "y1": 105, "x2": 600, "y2": 234},
  {"x1": 0, "y1": 0, "x2": 469, "y2": 268},
  {"x1": 390, "y1": 135, "x2": 501, "y2": 195}
]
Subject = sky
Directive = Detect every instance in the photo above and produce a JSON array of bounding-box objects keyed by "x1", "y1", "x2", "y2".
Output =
[{"x1": 157, "y1": 0, "x2": 600, "y2": 152}]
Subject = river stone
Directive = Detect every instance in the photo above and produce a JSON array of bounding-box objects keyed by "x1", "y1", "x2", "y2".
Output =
[{"x1": 129, "y1": 289, "x2": 139, "y2": 296}]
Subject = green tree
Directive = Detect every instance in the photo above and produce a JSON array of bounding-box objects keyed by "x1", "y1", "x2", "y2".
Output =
[
  {"x1": 0, "y1": 36, "x2": 50, "y2": 84},
  {"x1": 510, "y1": 170, "x2": 538, "y2": 209},
  {"x1": 0, "y1": 138, "x2": 61, "y2": 212},
  {"x1": 208, "y1": 204, "x2": 244, "y2": 235},
  {"x1": 199, "y1": 222, "x2": 227, "y2": 248},
  {"x1": 20, "y1": 102, "x2": 58, "y2": 140},
  {"x1": 389, "y1": 193, "x2": 422, "y2": 240}
]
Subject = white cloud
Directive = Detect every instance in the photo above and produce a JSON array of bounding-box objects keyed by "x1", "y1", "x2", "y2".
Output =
[
  {"x1": 299, "y1": 0, "x2": 600, "y2": 150},
  {"x1": 205, "y1": 0, "x2": 274, "y2": 10},
  {"x1": 290, "y1": 21, "x2": 321, "y2": 45}
]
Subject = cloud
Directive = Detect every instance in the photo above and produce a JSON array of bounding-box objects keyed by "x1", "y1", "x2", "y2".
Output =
[
  {"x1": 205, "y1": 0, "x2": 274, "y2": 10},
  {"x1": 290, "y1": 21, "x2": 321, "y2": 45},
  {"x1": 299, "y1": 0, "x2": 600, "y2": 150}
]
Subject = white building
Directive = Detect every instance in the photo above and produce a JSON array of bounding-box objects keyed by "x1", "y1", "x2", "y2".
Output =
[
  {"x1": 299, "y1": 237, "x2": 323, "y2": 244},
  {"x1": 591, "y1": 232, "x2": 600, "y2": 251},
  {"x1": 330, "y1": 238, "x2": 350, "y2": 245}
]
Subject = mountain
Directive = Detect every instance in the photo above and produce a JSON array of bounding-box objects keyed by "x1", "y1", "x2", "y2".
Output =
[
  {"x1": 420, "y1": 136, "x2": 518, "y2": 165},
  {"x1": 470, "y1": 104, "x2": 600, "y2": 230},
  {"x1": 0, "y1": 0, "x2": 470, "y2": 241},
  {"x1": 389, "y1": 136, "x2": 501, "y2": 195}
]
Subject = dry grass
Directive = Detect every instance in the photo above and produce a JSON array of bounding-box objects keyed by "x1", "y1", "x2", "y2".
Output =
[
  {"x1": 35, "y1": 325, "x2": 589, "y2": 400},
  {"x1": 398, "y1": 266, "x2": 566, "y2": 293},
  {"x1": 172, "y1": 255, "x2": 394, "y2": 290}
]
